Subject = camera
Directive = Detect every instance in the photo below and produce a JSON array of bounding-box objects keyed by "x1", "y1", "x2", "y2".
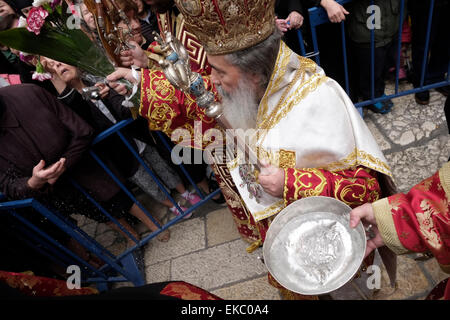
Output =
[{"x1": 81, "y1": 86, "x2": 101, "y2": 100}]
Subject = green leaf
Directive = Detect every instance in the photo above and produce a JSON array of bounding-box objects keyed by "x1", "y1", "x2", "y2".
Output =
[{"x1": 0, "y1": 27, "x2": 115, "y2": 77}]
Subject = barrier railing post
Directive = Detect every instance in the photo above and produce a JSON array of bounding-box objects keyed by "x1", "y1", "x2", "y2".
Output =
[
  {"x1": 394, "y1": 0, "x2": 406, "y2": 94},
  {"x1": 155, "y1": 131, "x2": 206, "y2": 199},
  {"x1": 420, "y1": 0, "x2": 435, "y2": 88}
]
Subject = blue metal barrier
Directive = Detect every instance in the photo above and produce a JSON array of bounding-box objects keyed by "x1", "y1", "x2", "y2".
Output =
[
  {"x1": 0, "y1": 116, "x2": 222, "y2": 291},
  {"x1": 299, "y1": 0, "x2": 449, "y2": 116},
  {"x1": 3, "y1": 0, "x2": 448, "y2": 295}
]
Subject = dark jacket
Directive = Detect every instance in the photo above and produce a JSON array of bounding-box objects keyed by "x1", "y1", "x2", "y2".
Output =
[
  {"x1": 275, "y1": 0, "x2": 304, "y2": 17},
  {"x1": 56, "y1": 87, "x2": 158, "y2": 199},
  {"x1": 347, "y1": 0, "x2": 401, "y2": 47},
  {"x1": 57, "y1": 86, "x2": 154, "y2": 146},
  {"x1": 0, "y1": 84, "x2": 93, "y2": 200}
]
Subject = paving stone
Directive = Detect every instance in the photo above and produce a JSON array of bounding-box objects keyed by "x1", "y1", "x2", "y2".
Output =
[
  {"x1": 206, "y1": 207, "x2": 241, "y2": 247},
  {"x1": 81, "y1": 221, "x2": 98, "y2": 238},
  {"x1": 96, "y1": 223, "x2": 112, "y2": 235},
  {"x1": 421, "y1": 258, "x2": 450, "y2": 287},
  {"x1": 106, "y1": 241, "x2": 127, "y2": 257},
  {"x1": 385, "y1": 136, "x2": 450, "y2": 193},
  {"x1": 136, "y1": 81, "x2": 450, "y2": 300},
  {"x1": 374, "y1": 255, "x2": 431, "y2": 300},
  {"x1": 365, "y1": 119, "x2": 391, "y2": 151},
  {"x1": 143, "y1": 216, "x2": 206, "y2": 265},
  {"x1": 71, "y1": 214, "x2": 87, "y2": 227},
  {"x1": 365, "y1": 89, "x2": 447, "y2": 147},
  {"x1": 95, "y1": 230, "x2": 117, "y2": 248},
  {"x1": 145, "y1": 260, "x2": 171, "y2": 283},
  {"x1": 399, "y1": 131, "x2": 415, "y2": 146},
  {"x1": 211, "y1": 276, "x2": 281, "y2": 300},
  {"x1": 171, "y1": 240, "x2": 267, "y2": 290}
]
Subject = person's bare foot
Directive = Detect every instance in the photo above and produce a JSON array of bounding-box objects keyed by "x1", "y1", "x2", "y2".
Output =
[
  {"x1": 157, "y1": 229, "x2": 170, "y2": 242},
  {"x1": 127, "y1": 239, "x2": 138, "y2": 248}
]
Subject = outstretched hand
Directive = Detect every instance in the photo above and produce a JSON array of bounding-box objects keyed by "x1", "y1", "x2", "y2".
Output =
[
  {"x1": 28, "y1": 158, "x2": 66, "y2": 189},
  {"x1": 349, "y1": 203, "x2": 385, "y2": 257},
  {"x1": 119, "y1": 41, "x2": 148, "y2": 68},
  {"x1": 286, "y1": 11, "x2": 304, "y2": 30},
  {"x1": 276, "y1": 18, "x2": 289, "y2": 33},
  {"x1": 321, "y1": 0, "x2": 349, "y2": 23},
  {"x1": 106, "y1": 67, "x2": 141, "y2": 96}
]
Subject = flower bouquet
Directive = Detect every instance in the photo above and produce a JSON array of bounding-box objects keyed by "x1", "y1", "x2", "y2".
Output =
[{"x1": 0, "y1": 0, "x2": 139, "y2": 110}]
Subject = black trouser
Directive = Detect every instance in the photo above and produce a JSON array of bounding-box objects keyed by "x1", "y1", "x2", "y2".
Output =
[
  {"x1": 350, "y1": 40, "x2": 397, "y2": 100},
  {"x1": 153, "y1": 133, "x2": 207, "y2": 185},
  {"x1": 409, "y1": 0, "x2": 450, "y2": 88},
  {"x1": 445, "y1": 96, "x2": 450, "y2": 134}
]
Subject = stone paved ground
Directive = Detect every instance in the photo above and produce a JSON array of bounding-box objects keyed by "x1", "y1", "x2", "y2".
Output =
[{"x1": 81, "y1": 82, "x2": 449, "y2": 300}]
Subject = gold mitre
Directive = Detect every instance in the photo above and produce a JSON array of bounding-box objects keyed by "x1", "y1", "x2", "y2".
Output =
[{"x1": 174, "y1": 0, "x2": 276, "y2": 55}]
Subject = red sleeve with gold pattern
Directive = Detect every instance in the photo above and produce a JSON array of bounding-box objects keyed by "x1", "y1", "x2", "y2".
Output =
[
  {"x1": 159, "y1": 281, "x2": 222, "y2": 300},
  {"x1": 283, "y1": 166, "x2": 381, "y2": 208},
  {"x1": 0, "y1": 270, "x2": 98, "y2": 297},
  {"x1": 139, "y1": 68, "x2": 220, "y2": 149},
  {"x1": 372, "y1": 162, "x2": 450, "y2": 272}
]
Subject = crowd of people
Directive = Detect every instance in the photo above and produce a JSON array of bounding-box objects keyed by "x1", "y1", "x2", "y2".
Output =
[
  {"x1": 0, "y1": 0, "x2": 221, "y2": 277},
  {"x1": 274, "y1": 0, "x2": 449, "y2": 113},
  {"x1": 0, "y1": 0, "x2": 449, "y2": 300}
]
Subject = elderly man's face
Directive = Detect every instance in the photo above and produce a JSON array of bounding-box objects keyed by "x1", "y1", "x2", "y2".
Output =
[
  {"x1": 207, "y1": 54, "x2": 244, "y2": 96},
  {"x1": 207, "y1": 54, "x2": 262, "y2": 130}
]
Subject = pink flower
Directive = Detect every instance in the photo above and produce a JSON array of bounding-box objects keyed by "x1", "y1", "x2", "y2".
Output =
[
  {"x1": 26, "y1": 7, "x2": 49, "y2": 35},
  {"x1": 32, "y1": 59, "x2": 52, "y2": 82},
  {"x1": 32, "y1": 71, "x2": 52, "y2": 81},
  {"x1": 19, "y1": 52, "x2": 34, "y2": 64}
]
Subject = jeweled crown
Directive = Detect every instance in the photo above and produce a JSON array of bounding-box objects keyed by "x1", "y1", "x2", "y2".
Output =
[{"x1": 175, "y1": 0, "x2": 275, "y2": 55}]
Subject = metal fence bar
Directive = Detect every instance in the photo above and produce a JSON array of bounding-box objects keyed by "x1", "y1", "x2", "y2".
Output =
[
  {"x1": 30, "y1": 200, "x2": 146, "y2": 285},
  {"x1": 420, "y1": 0, "x2": 435, "y2": 88},
  {"x1": 370, "y1": 0, "x2": 375, "y2": 101},
  {"x1": 116, "y1": 187, "x2": 222, "y2": 261},
  {"x1": 155, "y1": 131, "x2": 206, "y2": 199},
  {"x1": 70, "y1": 178, "x2": 140, "y2": 245},
  {"x1": 340, "y1": 21, "x2": 350, "y2": 95},
  {"x1": 91, "y1": 118, "x2": 135, "y2": 145},
  {"x1": 448, "y1": 58, "x2": 450, "y2": 81},
  {"x1": 355, "y1": 80, "x2": 449, "y2": 108},
  {"x1": 304, "y1": 0, "x2": 448, "y2": 112},
  {"x1": 89, "y1": 149, "x2": 162, "y2": 229},
  {"x1": 307, "y1": 0, "x2": 354, "y2": 65},
  {"x1": 115, "y1": 131, "x2": 184, "y2": 215},
  {"x1": 394, "y1": 0, "x2": 406, "y2": 95},
  {"x1": 24, "y1": 200, "x2": 139, "y2": 283},
  {"x1": 448, "y1": 59, "x2": 450, "y2": 81},
  {"x1": 9, "y1": 210, "x2": 104, "y2": 278},
  {"x1": 296, "y1": 30, "x2": 307, "y2": 56},
  {"x1": 8, "y1": 215, "x2": 76, "y2": 270},
  {"x1": 309, "y1": 23, "x2": 320, "y2": 65},
  {"x1": 0, "y1": 109, "x2": 224, "y2": 286},
  {"x1": 46, "y1": 194, "x2": 118, "y2": 262}
]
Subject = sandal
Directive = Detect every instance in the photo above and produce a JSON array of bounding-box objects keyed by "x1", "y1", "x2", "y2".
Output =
[{"x1": 157, "y1": 229, "x2": 170, "y2": 242}]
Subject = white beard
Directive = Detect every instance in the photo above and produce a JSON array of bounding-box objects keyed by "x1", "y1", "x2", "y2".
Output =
[{"x1": 217, "y1": 78, "x2": 260, "y2": 130}]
